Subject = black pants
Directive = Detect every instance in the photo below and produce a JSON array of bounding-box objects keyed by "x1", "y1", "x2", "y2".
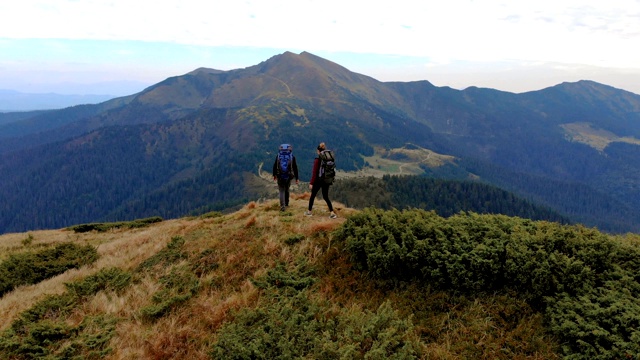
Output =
[
  {"x1": 308, "y1": 180, "x2": 333, "y2": 212},
  {"x1": 277, "y1": 178, "x2": 292, "y2": 207}
]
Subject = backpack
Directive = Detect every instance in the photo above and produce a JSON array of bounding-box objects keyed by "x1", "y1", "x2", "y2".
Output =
[
  {"x1": 318, "y1": 149, "x2": 336, "y2": 184},
  {"x1": 277, "y1": 144, "x2": 294, "y2": 180}
]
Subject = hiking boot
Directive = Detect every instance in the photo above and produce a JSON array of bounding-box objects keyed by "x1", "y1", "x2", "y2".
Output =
[
  {"x1": 329, "y1": 211, "x2": 337, "y2": 219},
  {"x1": 280, "y1": 206, "x2": 285, "y2": 212},
  {"x1": 304, "y1": 210, "x2": 313, "y2": 216}
]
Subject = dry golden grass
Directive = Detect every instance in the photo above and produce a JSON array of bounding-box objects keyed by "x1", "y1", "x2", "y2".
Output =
[
  {"x1": 0, "y1": 219, "x2": 195, "y2": 331},
  {"x1": 0, "y1": 195, "x2": 559, "y2": 359},
  {"x1": 96, "y1": 195, "x2": 349, "y2": 358},
  {"x1": 561, "y1": 121, "x2": 640, "y2": 151}
]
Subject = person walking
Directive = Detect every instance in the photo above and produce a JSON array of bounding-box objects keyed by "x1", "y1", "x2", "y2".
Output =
[
  {"x1": 305, "y1": 142, "x2": 337, "y2": 218},
  {"x1": 273, "y1": 144, "x2": 299, "y2": 211}
]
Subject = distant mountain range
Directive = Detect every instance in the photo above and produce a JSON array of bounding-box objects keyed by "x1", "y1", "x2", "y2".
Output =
[
  {"x1": 1, "y1": 51, "x2": 640, "y2": 234},
  {"x1": 0, "y1": 89, "x2": 117, "y2": 112}
]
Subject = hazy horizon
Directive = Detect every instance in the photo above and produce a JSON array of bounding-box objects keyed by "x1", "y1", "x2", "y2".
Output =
[{"x1": 2, "y1": 1, "x2": 639, "y2": 97}]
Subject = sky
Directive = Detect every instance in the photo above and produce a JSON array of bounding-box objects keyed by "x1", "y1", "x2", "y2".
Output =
[{"x1": 1, "y1": 0, "x2": 640, "y2": 96}]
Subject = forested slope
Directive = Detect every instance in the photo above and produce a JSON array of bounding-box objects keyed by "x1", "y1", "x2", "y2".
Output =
[{"x1": 332, "y1": 175, "x2": 571, "y2": 224}]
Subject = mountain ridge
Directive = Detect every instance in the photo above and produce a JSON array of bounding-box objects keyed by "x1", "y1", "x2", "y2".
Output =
[{"x1": 1, "y1": 51, "x2": 640, "y2": 233}]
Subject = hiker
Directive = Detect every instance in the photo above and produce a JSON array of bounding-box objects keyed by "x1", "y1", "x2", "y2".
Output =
[
  {"x1": 305, "y1": 142, "x2": 337, "y2": 218},
  {"x1": 273, "y1": 144, "x2": 299, "y2": 211}
]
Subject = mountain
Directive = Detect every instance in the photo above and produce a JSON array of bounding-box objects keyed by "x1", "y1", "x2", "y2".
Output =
[{"x1": 1, "y1": 51, "x2": 640, "y2": 233}]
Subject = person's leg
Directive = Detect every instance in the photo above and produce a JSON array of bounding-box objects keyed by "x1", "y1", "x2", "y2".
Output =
[
  {"x1": 284, "y1": 179, "x2": 291, "y2": 206},
  {"x1": 321, "y1": 183, "x2": 333, "y2": 212},
  {"x1": 277, "y1": 179, "x2": 287, "y2": 210},
  {"x1": 308, "y1": 183, "x2": 321, "y2": 211}
]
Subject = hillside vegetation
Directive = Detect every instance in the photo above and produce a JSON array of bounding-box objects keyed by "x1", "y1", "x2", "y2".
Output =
[
  {"x1": 1, "y1": 196, "x2": 640, "y2": 359},
  {"x1": 332, "y1": 175, "x2": 570, "y2": 224},
  {"x1": 3, "y1": 52, "x2": 640, "y2": 235}
]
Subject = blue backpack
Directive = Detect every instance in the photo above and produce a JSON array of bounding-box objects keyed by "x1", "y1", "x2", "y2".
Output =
[{"x1": 277, "y1": 144, "x2": 294, "y2": 180}]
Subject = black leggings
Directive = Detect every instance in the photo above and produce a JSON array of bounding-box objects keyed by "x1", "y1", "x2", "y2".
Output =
[{"x1": 308, "y1": 181, "x2": 333, "y2": 212}]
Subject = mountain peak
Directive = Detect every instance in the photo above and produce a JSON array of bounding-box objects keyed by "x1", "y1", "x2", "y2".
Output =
[
  {"x1": 187, "y1": 67, "x2": 225, "y2": 76},
  {"x1": 554, "y1": 79, "x2": 629, "y2": 94},
  {"x1": 547, "y1": 79, "x2": 640, "y2": 108}
]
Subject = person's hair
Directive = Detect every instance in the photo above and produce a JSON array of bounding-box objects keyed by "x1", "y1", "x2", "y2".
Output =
[{"x1": 317, "y1": 142, "x2": 326, "y2": 151}]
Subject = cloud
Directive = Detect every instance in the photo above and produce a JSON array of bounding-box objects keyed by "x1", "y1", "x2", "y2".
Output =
[
  {"x1": 1, "y1": 0, "x2": 638, "y2": 68},
  {"x1": 2, "y1": 0, "x2": 640, "y2": 95}
]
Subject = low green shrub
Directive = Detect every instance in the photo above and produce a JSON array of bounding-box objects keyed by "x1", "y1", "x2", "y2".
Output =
[
  {"x1": 545, "y1": 280, "x2": 640, "y2": 359},
  {"x1": 213, "y1": 261, "x2": 420, "y2": 359},
  {"x1": 137, "y1": 236, "x2": 187, "y2": 271},
  {"x1": 67, "y1": 216, "x2": 163, "y2": 233},
  {"x1": 0, "y1": 267, "x2": 131, "y2": 359},
  {"x1": 65, "y1": 267, "x2": 132, "y2": 298},
  {"x1": 21, "y1": 233, "x2": 34, "y2": 247},
  {"x1": 0, "y1": 243, "x2": 99, "y2": 297},
  {"x1": 57, "y1": 315, "x2": 119, "y2": 360},
  {"x1": 140, "y1": 265, "x2": 201, "y2": 321},
  {"x1": 284, "y1": 234, "x2": 305, "y2": 246},
  {"x1": 200, "y1": 211, "x2": 223, "y2": 219},
  {"x1": 251, "y1": 261, "x2": 316, "y2": 291},
  {"x1": 134, "y1": 235, "x2": 206, "y2": 321},
  {"x1": 333, "y1": 208, "x2": 640, "y2": 359}
]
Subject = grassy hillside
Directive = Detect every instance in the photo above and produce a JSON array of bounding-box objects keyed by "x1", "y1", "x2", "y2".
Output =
[{"x1": 1, "y1": 195, "x2": 639, "y2": 359}]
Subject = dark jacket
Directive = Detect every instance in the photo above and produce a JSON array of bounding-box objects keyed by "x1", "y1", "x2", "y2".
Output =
[{"x1": 273, "y1": 155, "x2": 299, "y2": 180}]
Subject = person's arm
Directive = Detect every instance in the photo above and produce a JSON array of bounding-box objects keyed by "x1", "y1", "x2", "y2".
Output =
[
  {"x1": 292, "y1": 156, "x2": 299, "y2": 182},
  {"x1": 309, "y1": 158, "x2": 319, "y2": 186},
  {"x1": 272, "y1": 157, "x2": 278, "y2": 180}
]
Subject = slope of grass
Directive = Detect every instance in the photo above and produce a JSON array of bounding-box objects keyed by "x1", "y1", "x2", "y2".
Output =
[{"x1": 3, "y1": 195, "x2": 637, "y2": 359}]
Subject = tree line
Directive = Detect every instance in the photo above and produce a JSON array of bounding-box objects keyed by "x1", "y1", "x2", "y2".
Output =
[{"x1": 331, "y1": 175, "x2": 571, "y2": 225}]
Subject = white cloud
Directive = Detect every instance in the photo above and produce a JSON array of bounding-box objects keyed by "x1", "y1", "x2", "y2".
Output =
[
  {"x1": 2, "y1": 0, "x2": 638, "y2": 67},
  {"x1": 2, "y1": 0, "x2": 640, "y2": 94}
]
